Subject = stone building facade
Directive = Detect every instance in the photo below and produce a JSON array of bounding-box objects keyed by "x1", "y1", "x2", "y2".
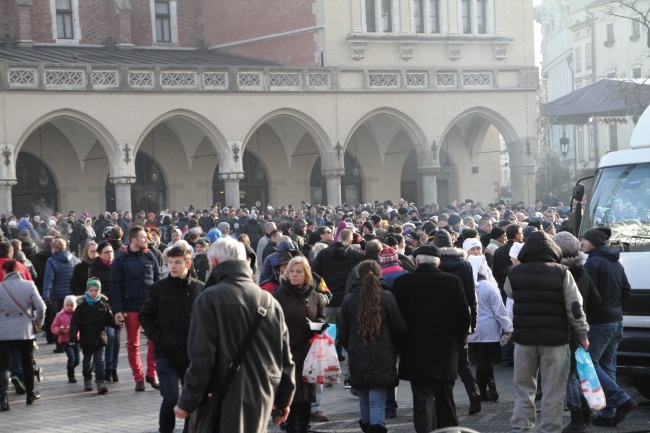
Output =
[{"x1": 0, "y1": 0, "x2": 538, "y2": 216}]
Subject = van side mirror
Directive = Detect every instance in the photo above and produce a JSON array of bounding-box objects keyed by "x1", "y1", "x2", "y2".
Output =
[{"x1": 573, "y1": 184, "x2": 585, "y2": 202}]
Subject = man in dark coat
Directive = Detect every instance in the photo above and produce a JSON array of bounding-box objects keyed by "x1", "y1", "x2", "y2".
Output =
[
  {"x1": 140, "y1": 246, "x2": 204, "y2": 433},
  {"x1": 239, "y1": 213, "x2": 265, "y2": 252},
  {"x1": 392, "y1": 245, "x2": 471, "y2": 433},
  {"x1": 173, "y1": 237, "x2": 295, "y2": 432},
  {"x1": 432, "y1": 230, "x2": 481, "y2": 415},
  {"x1": 581, "y1": 228, "x2": 636, "y2": 426}
]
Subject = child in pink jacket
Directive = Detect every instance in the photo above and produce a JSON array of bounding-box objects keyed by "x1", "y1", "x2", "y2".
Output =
[{"x1": 51, "y1": 295, "x2": 79, "y2": 383}]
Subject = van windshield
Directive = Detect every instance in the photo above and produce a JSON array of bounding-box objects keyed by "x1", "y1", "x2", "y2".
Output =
[{"x1": 582, "y1": 164, "x2": 650, "y2": 252}]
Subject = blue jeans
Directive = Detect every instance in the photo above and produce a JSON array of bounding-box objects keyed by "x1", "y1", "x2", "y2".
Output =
[
  {"x1": 156, "y1": 357, "x2": 189, "y2": 433},
  {"x1": 105, "y1": 326, "x2": 121, "y2": 370},
  {"x1": 81, "y1": 345, "x2": 105, "y2": 382},
  {"x1": 588, "y1": 321, "x2": 630, "y2": 418},
  {"x1": 10, "y1": 346, "x2": 22, "y2": 378},
  {"x1": 63, "y1": 342, "x2": 80, "y2": 369},
  {"x1": 358, "y1": 387, "x2": 387, "y2": 427}
]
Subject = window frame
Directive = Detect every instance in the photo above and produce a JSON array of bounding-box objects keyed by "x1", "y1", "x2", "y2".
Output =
[
  {"x1": 586, "y1": 43, "x2": 592, "y2": 69},
  {"x1": 50, "y1": 0, "x2": 81, "y2": 44},
  {"x1": 363, "y1": 0, "x2": 399, "y2": 33},
  {"x1": 574, "y1": 47, "x2": 581, "y2": 72},
  {"x1": 459, "y1": 0, "x2": 492, "y2": 35},
  {"x1": 150, "y1": 0, "x2": 178, "y2": 45},
  {"x1": 413, "y1": 0, "x2": 442, "y2": 34}
]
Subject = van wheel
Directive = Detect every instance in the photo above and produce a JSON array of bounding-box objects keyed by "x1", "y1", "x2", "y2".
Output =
[{"x1": 634, "y1": 377, "x2": 650, "y2": 399}]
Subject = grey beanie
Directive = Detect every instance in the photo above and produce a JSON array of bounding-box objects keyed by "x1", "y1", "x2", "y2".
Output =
[
  {"x1": 552, "y1": 232, "x2": 580, "y2": 258},
  {"x1": 433, "y1": 230, "x2": 453, "y2": 248}
]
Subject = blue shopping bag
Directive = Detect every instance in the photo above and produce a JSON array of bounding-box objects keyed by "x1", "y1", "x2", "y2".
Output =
[{"x1": 575, "y1": 347, "x2": 606, "y2": 410}]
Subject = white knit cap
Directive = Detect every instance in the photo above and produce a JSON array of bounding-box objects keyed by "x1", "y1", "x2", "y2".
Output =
[{"x1": 462, "y1": 238, "x2": 482, "y2": 253}]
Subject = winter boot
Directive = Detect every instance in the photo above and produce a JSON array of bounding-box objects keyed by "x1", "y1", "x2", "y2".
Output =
[
  {"x1": 67, "y1": 367, "x2": 77, "y2": 384},
  {"x1": 1, "y1": 372, "x2": 9, "y2": 411},
  {"x1": 359, "y1": 421, "x2": 370, "y2": 433},
  {"x1": 487, "y1": 379, "x2": 499, "y2": 402},
  {"x1": 104, "y1": 370, "x2": 113, "y2": 383},
  {"x1": 563, "y1": 409, "x2": 586, "y2": 433},
  {"x1": 469, "y1": 393, "x2": 482, "y2": 414},
  {"x1": 97, "y1": 381, "x2": 108, "y2": 395},
  {"x1": 368, "y1": 425, "x2": 388, "y2": 433},
  {"x1": 83, "y1": 378, "x2": 93, "y2": 392},
  {"x1": 111, "y1": 369, "x2": 119, "y2": 383}
]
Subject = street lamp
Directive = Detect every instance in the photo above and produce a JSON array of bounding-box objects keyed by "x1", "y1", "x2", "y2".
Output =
[{"x1": 559, "y1": 131, "x2": 570, "y2": 158}]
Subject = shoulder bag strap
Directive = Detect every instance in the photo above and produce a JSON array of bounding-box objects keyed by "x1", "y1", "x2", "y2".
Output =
[
  {"x1": 1, "y1": 282, "x2": 32, "y2": 317},
  {"x1": 220, "y1": 290, "x2": 271, "y2": 392}
]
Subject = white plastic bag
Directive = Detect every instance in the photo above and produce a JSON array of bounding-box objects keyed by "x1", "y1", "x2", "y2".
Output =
[
  {"x1": 575, "y1": 347, "x2": 606, "y2": 410},
  {"x1": 302, "y1": 334, "x2": 340, "y2": 384}
]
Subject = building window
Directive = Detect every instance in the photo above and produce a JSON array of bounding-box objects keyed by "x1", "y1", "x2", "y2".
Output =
[
  {"x1": 575, "y1": 47, "x2": 581, "y2": 72},
  {"x1": 631, "y1": 19, "x2": 641, "y2": 41},
  {"x1": 586, "y1": 44, "x2": 592, "y2": 69},
  {"x1": 155, "y1": 1, "x2": 171, "y2": 42},
  {"x1": 364, "y1": 0, "x2": 394, "y2": 33},
  {"x1": 461, "y1": 0, "x2": 490, "y2": 35},
  {"x1": 55, "y1": 0, "x2": 74, "y2": 39},
  {"x1": 414, "y1": 0, "x2": 440, "y2": 33},
  {"x1": 605, "y1": 23, "x2": 615, "y2": 46}
]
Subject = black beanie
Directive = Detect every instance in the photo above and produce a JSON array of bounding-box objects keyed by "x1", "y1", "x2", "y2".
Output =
[
  {"x1": 582, "y1": 228, "x2": 611, "y2": 248},
  {"x1": 490, "y1": 227, "x2": 506, "y2": 240}
]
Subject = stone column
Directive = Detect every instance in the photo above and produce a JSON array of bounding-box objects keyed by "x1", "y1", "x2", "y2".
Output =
[
  {"x1": 418, "y1": 166, "x2": 440, "y2": 205},
  {"x1": 510, "y1": 164, "x2": 536, "y2": 206},
  {"x1": 0, "y1": 179, "x2": 17, "y2": 216},
  {"x1": 110, "y1": 176, "x2": 136, "y2": 212},
  {"x1": 15, "y1": 0, "x2": 34, "y2": 48},
  {"x1": 322, "y1": 169, "x2": 344, "y2": 206},
  {"x1": 219, "y1": 172, "x2": 244, "y2": 208}
]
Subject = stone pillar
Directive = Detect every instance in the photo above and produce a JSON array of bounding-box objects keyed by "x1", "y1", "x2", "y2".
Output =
[
  {"x1": 510, "y1": 164, "x2": 536, "y2": 206},
  {"x1": 418, "y1": 166, "x2": 440, "y2": 205},
  {"x1": 113, "y1": 0, "x2": 134, "y2": 48},
  {"x1": 15, "y1": 0, "x2": 34, "y2": 48},
  {"x1": 110, "y1": 176, "x2": 136, "y2": 212},
  {"x1": 219, "y1": 172, "x2": 244, "y2": 208},
  {"x1": 322, "y1": 169, "x2": 344, "y2": 206},
  {"x1": 0, "y1": 179, "x2": 17, "y2": 216}
]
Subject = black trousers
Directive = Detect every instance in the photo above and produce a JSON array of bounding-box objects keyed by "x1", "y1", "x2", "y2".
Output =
[
  {"x1": 285, "y1": 401, "x2": 311, "y2": 433},
  {"x1": 0, "y1": 340, "x2": 35, "y2": 395},
  {"x1": 410, "y1": 379, "x2": 458, "y2": 433},
  {"x1": 469, "y1": 342, "x2": 499, "y2": 393},
  {"x1": 458, "y1": 340, "x2": 480, "y2": 398}
]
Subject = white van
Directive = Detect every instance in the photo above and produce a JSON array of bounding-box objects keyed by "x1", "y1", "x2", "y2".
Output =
[{"x1": 569, "y1": 108, "x2": 650, "y2": 399}]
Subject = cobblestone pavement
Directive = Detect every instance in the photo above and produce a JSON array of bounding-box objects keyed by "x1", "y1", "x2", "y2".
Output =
[{"x1": 2, "y1": 335, "x2": 648, "y2": 433}]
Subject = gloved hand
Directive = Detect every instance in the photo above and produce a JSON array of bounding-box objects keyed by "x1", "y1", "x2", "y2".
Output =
[{"x1": 318, "y1": 322, "x2": 329, "y2": 334}]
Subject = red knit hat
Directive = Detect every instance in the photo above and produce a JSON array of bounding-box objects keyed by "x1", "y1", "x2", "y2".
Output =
[{"x1": 379, "y1": 247, "x2": 399, "y2": 264}]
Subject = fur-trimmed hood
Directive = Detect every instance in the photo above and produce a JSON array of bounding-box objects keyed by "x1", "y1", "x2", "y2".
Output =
[
  {"x1": 438, "y1": 246, "x2": 467, "y2": 259},
  {"x1": 559, "y1": 255, "x2": 584, "y2": 269}
]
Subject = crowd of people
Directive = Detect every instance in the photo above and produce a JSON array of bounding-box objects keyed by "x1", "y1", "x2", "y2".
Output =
[{"x1": 0, "y1": 196, "x2": 638, "y2": 433}]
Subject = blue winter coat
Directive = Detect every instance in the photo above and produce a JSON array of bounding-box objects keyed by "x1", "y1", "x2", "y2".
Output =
[
  {"x1": 110, "y1": 247, "x2": 160, "y2": 313},
  {"x1": 43, "y1": 251, "x2": 78, "y2": 301},
  {"x1": 584, "y1": 246, "x2": 632, "y2": 325}
]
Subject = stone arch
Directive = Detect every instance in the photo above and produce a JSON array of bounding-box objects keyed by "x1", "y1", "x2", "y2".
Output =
[
  {"x1": 15, "y1": 109, "x2": 120, "y2": 173},
  {"x1": 243, "y1": 108, "x2": 331, "y2": 160},
  {"x1": 441, "y1": 106, "x2": 522, "y2": 159},
  {"x1": 342, "y1": 107, "x2": 429, "y2": 157},
  {"x1": 134, "y1": 109, "x2": 228, "y2": 169}
]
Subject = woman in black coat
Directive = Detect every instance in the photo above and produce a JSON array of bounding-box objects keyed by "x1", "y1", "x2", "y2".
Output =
[
  {"x1": 70, "y1": 242, "x2": 98, "y2": 296},
  {"x1": 273, "y1": 256, "x2": 325, "y2": 433},
  {"x1": 339, "y1": 260, "x2": 407, "y2": 433}
]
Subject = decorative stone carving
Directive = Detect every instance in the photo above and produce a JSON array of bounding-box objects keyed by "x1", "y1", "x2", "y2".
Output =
[
  {"x1": 321, "y1": 169, "x2": 345, "y2": 178},
  {"x1": 495, "y1": 44, "x2": 508, "y2": 60},
  {"x1": 400, "y1": 44, "x2": 414, "y2": 61},
  {"x1": 0, "y1": 179, "x2": 18, "y2": 187},
  {"x1": 351, "y1": 42, "x2": 367, "y2": 61},
  {"x1": 218, "y1": 172, "x2": 245, "y2": 181},
  {"x1": 109, "y1": 176, "x2": 137, "y2": 185},
  {"x1": 448, "y1": 45, "x2": 462, "y2": 61},
  {"x1": 417, "y1": 166, "x2": 440, "y2": 176}
]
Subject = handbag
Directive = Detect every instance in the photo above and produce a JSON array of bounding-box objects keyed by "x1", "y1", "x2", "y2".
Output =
[
  {"x1": 1, "y1": 282, "x2": 42, "y2": 333},
  {"x1": 189, "y1": 290, "x2": 272, "y2": 433}
]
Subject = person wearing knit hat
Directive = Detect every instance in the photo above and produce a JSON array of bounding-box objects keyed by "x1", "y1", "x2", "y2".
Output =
[
  {"x1": 68, "y1": 276, "x2": 115, "y2": 395},
  {"x1": 581, "y1": 228, "x2": 611, "y2": 249},
  {"x1": 552, "y1": 232, "x2": 580, "y2": 258},
  {"x1": 379, "y1": 247, "x2": 408, "y2": 289},
  {"x1": 433, "y1": 230, "x2": 453, "y2": 248},
  {"x1": 448, "y1": 214, "x2": 462, "y2": 229},
  {"x1": 486, "y1": 227, "x2": 506, "y2": 256},
  {"x1": 541, "y1": 220, "x2": 556, "y2": 236},
  {"x1": 463, "y1": 238, "x2": 483, "y2": 256},
  {"x1": 581, "y1": 227, "x2": 635, "y2": 426}
]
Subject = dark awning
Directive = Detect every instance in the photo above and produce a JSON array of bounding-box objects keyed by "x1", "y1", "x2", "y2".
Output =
[{"x1": 542, "y1": 79, "x2": 650, "y2": 124}]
